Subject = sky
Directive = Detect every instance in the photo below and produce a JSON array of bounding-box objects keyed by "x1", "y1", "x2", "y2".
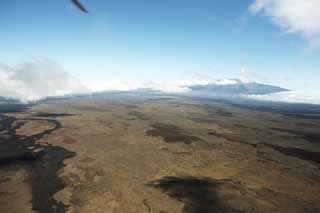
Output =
[{"x1": 0, "y1": 0, "x2": 320, "y2": 101}]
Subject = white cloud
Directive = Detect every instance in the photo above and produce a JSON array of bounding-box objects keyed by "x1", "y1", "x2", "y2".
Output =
[
  {"x1": 239, "y1": 66, "x2": 269, "y2": 83},
  {"x1": 249, "y1": 0, "x2": 320, "y2": 47},
  {"x1": 0, "y1": 59, "x2": 244, "y2": 102},
  {"x1": 248, "y1": 91, "x2": 320, "y2": 105},
  {"x1": 1, "y1": 59, "x2": 319, "y2": 105},
  {"x1": 84, "y1": 78, "x2": 241, "y2": 94},
  {"x1": 240, "y1": 66, "x2": 250, "y2": 81},
  {"x1": 0, "y1": 59, "x2": 89, "y2": 102},
  {"x1": 85, "y1": 79, "x2": 192, "y2": 93}
]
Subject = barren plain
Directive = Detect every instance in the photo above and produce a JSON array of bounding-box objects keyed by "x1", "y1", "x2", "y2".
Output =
[{"x1": 0, "y1": 94, "x2": 320, "y2": 213}]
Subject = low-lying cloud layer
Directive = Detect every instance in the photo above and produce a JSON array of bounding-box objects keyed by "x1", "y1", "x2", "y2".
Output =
[
  {"x1": 84, "y1": 79, "x2": 241, "y2": 94},
  {"x1": 248, "y1": 91, "x2": 320, "y2": 105},
  {"x1": 250, "y1": 0, "x2": 320, "y2": 47},
  {"x1": 0, "y1": 59, "x2": 88, "y2": 102},
  {"x1": 0, "y1": 59, "x2": 319, "y2": 105},
  {"x1": 0, "y1": 60, "x2": 243, "y2": 103}
]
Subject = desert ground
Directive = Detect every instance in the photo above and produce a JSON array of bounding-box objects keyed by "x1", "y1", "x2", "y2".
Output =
[{"x1": 0, "y1": 94, "x2": 320, "y2": 213}]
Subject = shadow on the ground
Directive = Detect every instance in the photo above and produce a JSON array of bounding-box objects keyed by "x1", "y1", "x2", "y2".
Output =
[{"x1": 148, "y1": 176, "x2": 239, "y2": 213}]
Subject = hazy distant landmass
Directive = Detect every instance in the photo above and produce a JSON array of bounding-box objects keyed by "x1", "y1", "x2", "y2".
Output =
[{"x1": 187, "y1": 82, "x2": 289, "y2": 95}]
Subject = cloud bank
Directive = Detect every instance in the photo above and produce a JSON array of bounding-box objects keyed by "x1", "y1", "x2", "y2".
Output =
[
  {"x1": 0, "y1": 59, "x2": 319, "y2": 105},
  {"x1": 0, "y1": 59, "x2": 88, "y2": 102},
  {"x1": 0, "y1": 59, "x2": 242, "y2": 103},
  {"x1": 249, "y1": 0, "x2": 320, "y2": 47},
  {"x1": 248, "y1": 91, "x2": 320, "y2": 105},
  {"x1": 84, "y1": 78, "x2": 241, "y2": 94}
]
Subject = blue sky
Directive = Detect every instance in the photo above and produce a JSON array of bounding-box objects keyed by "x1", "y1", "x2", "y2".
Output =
[{"x1": 1, "y1": 0, "x2": 319, "y2": 93}]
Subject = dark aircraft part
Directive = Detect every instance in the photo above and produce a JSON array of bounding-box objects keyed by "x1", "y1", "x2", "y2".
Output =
[{"x1": 71, "y1": 0, "x2": 89, "y2": 13}]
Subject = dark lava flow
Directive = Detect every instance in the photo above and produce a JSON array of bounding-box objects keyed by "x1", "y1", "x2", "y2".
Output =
[
  {"x1": 270, "y1": 127, "x2": 320, "y2": 144},
  {"x1": 148, "y1": 176, "x2": 236, "y2": 213},
  {"x1": 33, "y1": 112, "x2": 76, "y2": 118},
  {"x1": 207, "y1": 131, "x2": 320, "y2": 166},
  {"x1": 261, "y1": 143, "x2": 320, "y2": 164},
  {"x1": 207, "y1": 131, "x2": 257, "y2": 147},
  {"x1": 0, "y1": 105, "x2": 75, "y2": 213},
  {"x1": 207, "y1": 108, "x2": 233, "y2": 118},
  {"x1": 128, "y1": 111, "x2": 149, "y2": 121},
  {"x1": 146, "y1": 123, "x2": 202, "y2": 144}
]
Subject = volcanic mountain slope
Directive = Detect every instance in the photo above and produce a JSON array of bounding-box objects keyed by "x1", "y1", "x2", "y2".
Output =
[{"x1": 187, "y1": 81, "x2": 289, "y2": 95}]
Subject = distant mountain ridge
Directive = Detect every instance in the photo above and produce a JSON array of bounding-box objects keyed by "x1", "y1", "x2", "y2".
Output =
[{"x1": 187, "y1": 82, "x2": 289, "y2": 95}]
